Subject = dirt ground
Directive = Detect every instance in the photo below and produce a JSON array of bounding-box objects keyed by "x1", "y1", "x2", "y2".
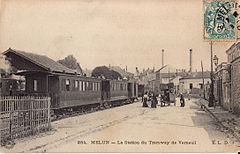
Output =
[{"x1": 1, "y1": 98, "x2": 239, "y2": 153}]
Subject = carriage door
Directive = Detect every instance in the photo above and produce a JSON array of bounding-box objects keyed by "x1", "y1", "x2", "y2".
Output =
[
  {"x1": 128, "y1": 83, "x2": 133, "y2": 98},
  {"x1": 134, "y1": 83, "x2": 137, "y2": 97},
  {"x1": 101, "y1": 80, "x2": 110, "y2": 100},
  {"x1": 48, "y1": 75, "x2": 59, "y2": 108}
]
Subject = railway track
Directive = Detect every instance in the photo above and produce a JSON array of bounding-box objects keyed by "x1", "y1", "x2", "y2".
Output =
[
  {"x1": 52, "y1": 99, "x2": 133, "y2": 122},
  {"x1": 22, "y1": 106, "x2": 150, "y2": 153}
]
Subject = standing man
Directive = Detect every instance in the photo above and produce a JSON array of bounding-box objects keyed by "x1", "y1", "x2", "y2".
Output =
[{"x1": 180, "y1": 93, "x2": 185, "y2": 107}]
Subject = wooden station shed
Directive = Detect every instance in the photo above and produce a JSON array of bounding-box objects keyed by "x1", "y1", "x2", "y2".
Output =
[{"x1": 3, "y1": 48, "x2": 102, "y2": 109}]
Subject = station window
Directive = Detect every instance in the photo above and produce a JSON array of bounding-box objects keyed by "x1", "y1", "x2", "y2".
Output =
[
  {"x1": 66, "y1": 79, "x2": 70, "y2": 91},
  {"x1": 33, "y1": 80, "x2": 37, "y2": 91}
]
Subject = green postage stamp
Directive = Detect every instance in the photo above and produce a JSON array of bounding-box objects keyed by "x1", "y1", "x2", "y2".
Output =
[{"x1": 203, "y1": 0, "x2": 238, "y2": 41}]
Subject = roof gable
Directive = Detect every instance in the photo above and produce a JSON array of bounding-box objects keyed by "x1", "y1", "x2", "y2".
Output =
[{"x1": 3, "y1": 48, "x2": 77, "y2": 74}]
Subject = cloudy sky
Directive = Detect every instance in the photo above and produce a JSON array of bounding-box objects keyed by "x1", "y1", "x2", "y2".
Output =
[{"x1": 0, "y1": 0, "x2": 237, "y2": 73}]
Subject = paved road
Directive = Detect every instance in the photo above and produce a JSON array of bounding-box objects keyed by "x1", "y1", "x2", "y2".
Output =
[{"x1": 2, "y1": 98, "x2": 239, "y2": 152}]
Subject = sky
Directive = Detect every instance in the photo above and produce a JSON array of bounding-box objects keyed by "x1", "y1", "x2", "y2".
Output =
[{"x1": 0, "y1": 0, "x2": 238, "y2": 73}]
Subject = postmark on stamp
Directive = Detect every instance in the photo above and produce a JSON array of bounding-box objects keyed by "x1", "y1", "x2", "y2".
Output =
[{"x1": 203, "y1": 0, "x2": 238, "y2": 41}]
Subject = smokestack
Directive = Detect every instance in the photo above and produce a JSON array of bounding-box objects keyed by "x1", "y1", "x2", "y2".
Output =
[
  {"x1": 189, "y1": 49, "x2": 192, "y2": 73},
  {"x1": 126, "y1": 65, "x2": 127, "y2": 72},
  {"x1": 162, "y1": 49, "x2": 164, "y2": 68}
]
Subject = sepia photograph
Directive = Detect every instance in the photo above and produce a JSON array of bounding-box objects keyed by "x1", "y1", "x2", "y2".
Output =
[{"x1": 0, "y1": 0, "x2": 240, "y2": 153}]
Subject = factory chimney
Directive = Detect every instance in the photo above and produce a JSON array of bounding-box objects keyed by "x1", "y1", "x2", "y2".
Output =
[
  {"x1": 189, "y1": 49, "x2": 192, "y2": 73},
  {"x1": 162, "y1": 49, "x2": 164, "y2": 68}
]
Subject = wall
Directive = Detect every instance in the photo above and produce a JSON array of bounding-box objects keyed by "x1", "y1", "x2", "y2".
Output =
[
  {"x1": 231, "y1": 58, "x2": 240, "y2": 114},
  {"x1": 214, "y1": 63, "x2": 231, "y2": 111},
  {"x1": 227, "y1": 42, "x2": 240, "y2": 115},
  {"x1": 25, "y1": 73, "x2": 48, "y2": 94},
  {"x1": 179, "y1": 78, "x2": 211, "y2": 94}
]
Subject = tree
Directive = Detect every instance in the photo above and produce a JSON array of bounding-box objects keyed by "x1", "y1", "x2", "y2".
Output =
[
  {"x1": 91, "y1": 66, "x2": 122, "y2": 80},
  {"x1": 58, "y1": 55, "x2": 83, "y2": 75}
]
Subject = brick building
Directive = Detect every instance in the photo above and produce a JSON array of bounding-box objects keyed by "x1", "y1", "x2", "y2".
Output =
[{"x1": 226, "y1": 42, "x2": 240, "y2": 114}]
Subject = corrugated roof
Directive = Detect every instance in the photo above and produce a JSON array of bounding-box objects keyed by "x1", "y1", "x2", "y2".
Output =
[{"x1": 4, "y1": 48, "x2": 76, "y2": 74}]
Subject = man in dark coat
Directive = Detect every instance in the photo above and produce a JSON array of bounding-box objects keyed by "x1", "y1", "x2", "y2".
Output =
[
  {"x1": 180, "y1": 94, "x2": 185, "y2": 107},
  {"x1": 151, "y1": 93, "x2": 157, "y2": 108}
]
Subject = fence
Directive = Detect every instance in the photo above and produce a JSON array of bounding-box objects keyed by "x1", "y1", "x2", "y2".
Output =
[{"x1": 0, "y1": 96, "x2": 51, "y2": 144}]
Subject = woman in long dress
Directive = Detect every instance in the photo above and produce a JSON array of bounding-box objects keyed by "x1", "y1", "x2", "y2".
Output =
[{"x1": 143, "y1": 92, "x2": 148, "y2": 107}]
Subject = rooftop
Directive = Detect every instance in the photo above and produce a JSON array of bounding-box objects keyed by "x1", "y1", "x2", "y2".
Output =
[
  {"x1": 3, "y1": 48, "x2": 77, "y2": 74},
  {"x1": 180, "y1": 71, "x2": 211, "y2": 80}
]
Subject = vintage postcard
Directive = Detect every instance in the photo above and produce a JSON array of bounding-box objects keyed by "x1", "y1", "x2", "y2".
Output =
[{"x1": 0, "y1": 0, "x2": 240, "y2": 153}]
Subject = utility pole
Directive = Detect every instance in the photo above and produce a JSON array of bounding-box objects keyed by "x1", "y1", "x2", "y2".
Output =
[
  {"x1": 209, "y1": 41, "x2": 214, "y2": 107},
  {"x1": 162, "y1": 49, "x2": 164, "y2": 68},
  {"x1": 201, "y1": 61, "x2": 205, "y2": 99}
]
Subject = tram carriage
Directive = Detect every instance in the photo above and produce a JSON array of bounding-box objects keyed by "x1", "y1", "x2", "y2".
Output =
[
  {"x1": 160, "y1": 83, "x2": 176, "y2": 106},
  {"x1": 2, "y1": 48, "x2": 139, "y2": 116}
]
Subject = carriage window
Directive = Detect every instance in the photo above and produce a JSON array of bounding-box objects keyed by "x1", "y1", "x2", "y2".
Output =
[
  {"x1": 93, "y1": 82, "x2": 95, "y2": 91},
  {"x1": 82, "y1": 81, "x2": 85, "y2": 91},
  {"x1": 97, "y1": 82, "x2": 99, "y2": 91},
  {"x1": 86, "y1": 81, "x2": 89, "y2": 91},
  {"x1": 189, "y1": 83, "x2": 193, "y2": 90},
  {"x1": 120, "y1": 84, "x2": 123, "y2": 91},
  {"x1": 79, "y1": 81, "x2": 82, "y2": 91},
  {"x1": 66, "y1": 79, "x2": 70, "y2": 91},
  {"x1": 33, "y1": 80, "x2": 37, "y2": 91},
  {"x1": 75, "y1": 80, "x2": 79, "y2": 89},
  {"x1": 90, "y1": 82, "x2": 93, "y2": 91}
]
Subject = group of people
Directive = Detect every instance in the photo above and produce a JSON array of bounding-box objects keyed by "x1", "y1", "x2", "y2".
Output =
[
  {"x1": 142, "y1": 91, "x2": 186, "y2": 108},
  {"x1": 142, "y1": 91, "x2": 158, "y2": 108}
]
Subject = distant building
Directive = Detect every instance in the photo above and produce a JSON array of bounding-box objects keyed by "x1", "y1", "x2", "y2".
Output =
[
  {"x1": 179, "y1": 71, "x2": 211, "y2": 96},
  {"x1": 135, "y1": 67, "x2": 155, "y2": 85},
  {"x1": 169, "y1": 75, "x2": 182, "y2": 94}
]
